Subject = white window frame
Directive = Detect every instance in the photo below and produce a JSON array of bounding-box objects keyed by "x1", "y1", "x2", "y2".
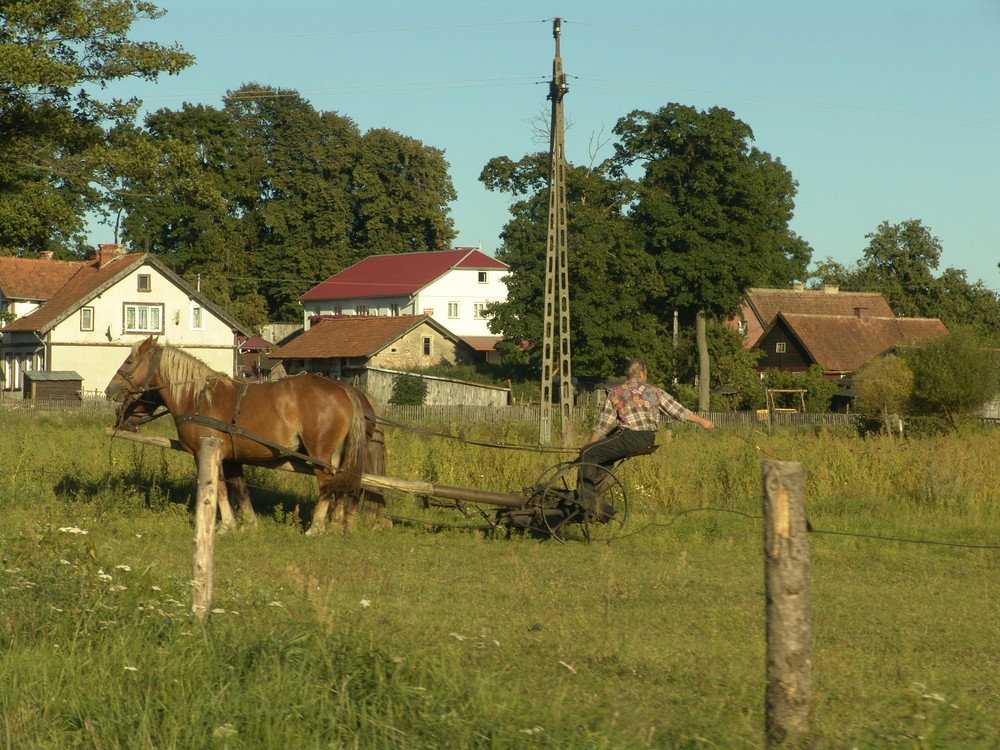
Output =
[
  {"x1": 473, "y1": 302, "x2": 490, "y2": 320},
  {"x1": 80, "y1": 307, "x2": 94, "y2": 331},
  {"x1": 775, "y1": 342, "x2": 787, "y2": 353},
  {"x1": 124, "y1": 303, "x2": 164, "y2": 334},
  {"x1": 448, "y1": 302, "x2": 459, "y2": 318},
  {"x1": 190, "y1": 303, "x2": 204, "y2": 331}
]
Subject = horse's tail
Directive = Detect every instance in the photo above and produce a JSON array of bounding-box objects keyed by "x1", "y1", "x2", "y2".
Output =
[{"x1": 339, "y1": 386, "x2": 368, "y2": 500}]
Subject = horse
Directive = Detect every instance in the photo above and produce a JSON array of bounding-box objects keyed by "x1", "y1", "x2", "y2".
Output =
[{"x1": 106, "y1": 336, "x2": 386, "y2": 534}]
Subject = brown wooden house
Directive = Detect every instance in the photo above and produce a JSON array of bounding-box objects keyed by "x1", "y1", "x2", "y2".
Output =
[{"x1": 755, "y1": 311, "x2": 949, "y2": 378}]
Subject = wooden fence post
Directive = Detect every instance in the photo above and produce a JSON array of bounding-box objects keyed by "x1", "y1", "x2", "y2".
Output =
[
  {"x1": 191, "y1": 436, "x2": 222, "y2": 621},
  {"x1": 762, "y1": 460, "x2": 812, "y2": 747}
]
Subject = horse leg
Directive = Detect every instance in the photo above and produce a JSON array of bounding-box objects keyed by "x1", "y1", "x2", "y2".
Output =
[
  {"x1": 305, "y1": 470, "x2": 332, "y2": 536},
  {"x1": 223, "y1": 462, "x2": 256, "y2": 529},
  {"x1": 215, "y1": 467, "x2": 237, "y2": 535}
]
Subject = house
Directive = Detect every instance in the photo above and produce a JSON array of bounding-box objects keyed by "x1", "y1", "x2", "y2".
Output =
[
  {"x1": 298, "y1": 247, "x2": 508, "y2": 360},
  {"x1": 269, "y1": 314, "x2": 478, "y2": 380},
  {"x1": 236, "y1": 335, "x2": 274, "y2": 379},
  {"x1": 0, "y1": 252, "x2": 87, "y2": 324},
  {"x1": 754, "y1": 310, "x2": 949, "y2": 378},
  {"x1": 729, "y1": 283, "x2": 895, "y2": 349},
  {"x1": 1, "y1": 244, "x2": 249, "y2": 394}
]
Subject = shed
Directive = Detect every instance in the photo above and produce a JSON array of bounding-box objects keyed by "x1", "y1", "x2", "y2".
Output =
[{"x1": 23, "y1": 371, "x2": 83, "y2": 400}]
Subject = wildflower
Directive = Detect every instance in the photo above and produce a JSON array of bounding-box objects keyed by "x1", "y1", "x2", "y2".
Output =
[
  {"x1": 58, "y1": 527, "x2": 88, "y2": 535},
  {"x1": 449, "y1": 632, "x2": 466, "y2": 641},
  {"x1": 124, "y1": 666, "x2": 138, "y2": 672},
  {"x1": 115, "y1": 564, "x2": 132, "y2": 572},
  {"x1": 96, "y1": 569, "x2": 113, "y2": 582},
  {"x1": 267, "y1": 601, "x2": 284, "y2": 608},
  {"x1": 360, "y1": 599, "x2": 372, "y2": 609},
  {"x1": 213, "y1": 724, "x2": 238, "y2": 739}
]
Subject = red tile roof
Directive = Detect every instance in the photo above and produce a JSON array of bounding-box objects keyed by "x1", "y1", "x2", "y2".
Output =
[
  {"x1": 271, "y1": 315, "x2": 436, "y2": 358},
  {"x1": 5, "y1": 253, "x2": 142, "y2": 332},
  {"x1": 460, "y1": 335, "x2": 502, "y2": 352},
  {"x1": 774, "y1": 313, "x2": 949, "y2": 373},
  {"x1": 299, "y1": 248, "x2": 508, "y2": 302},
  {"x1": 0, "y1": 256, "x2": 88, "y2": 301}
]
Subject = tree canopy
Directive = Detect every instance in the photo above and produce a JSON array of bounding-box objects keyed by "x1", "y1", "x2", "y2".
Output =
[
  {"x1": 116, "y1": 85, "x2": 457, "y2": 324},
  {"x1": 482, "y1": 104, "x2": 808, "y2": 383},
  {"x1": 0, "y1": 0, "x2": 193, "y2": 256}
]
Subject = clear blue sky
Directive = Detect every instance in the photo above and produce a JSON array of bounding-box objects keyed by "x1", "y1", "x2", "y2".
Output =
[{"x1": 98, "y1": 0, "x2": 1000, "y2": 290}]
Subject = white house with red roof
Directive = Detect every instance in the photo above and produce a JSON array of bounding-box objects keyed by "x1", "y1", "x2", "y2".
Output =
[{"x1": 299, "y1": 247, "x2": 508, "y2": 361}]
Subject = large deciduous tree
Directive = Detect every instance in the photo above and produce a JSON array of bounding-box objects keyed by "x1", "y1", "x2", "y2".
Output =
[
  {"x1": 480, "y1": 153, "x2": 665, "y2": 376},
  {"x1": 0, "y1": 0, "x2": 192, "y2": 256},
  {"x1": 118, "y1": 85, "x2": 457, "y2": 323},
  {"x1": 611, "y1": 105, "x2": 807, "y2": 408}
]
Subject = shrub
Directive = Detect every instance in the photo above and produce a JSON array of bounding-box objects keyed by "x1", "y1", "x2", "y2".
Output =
[{"x1": 389, "y1": 374, "x2": 428, "y2": 405}]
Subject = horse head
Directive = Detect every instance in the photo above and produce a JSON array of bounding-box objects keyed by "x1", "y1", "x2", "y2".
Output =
[{"x1": 105, "y1": 336, "x2": 163, "y2": 409}]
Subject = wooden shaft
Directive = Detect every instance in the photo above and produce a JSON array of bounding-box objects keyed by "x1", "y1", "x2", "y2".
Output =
[{"x1": 191, "y1": 437, "x2": 222, "y2": 621}]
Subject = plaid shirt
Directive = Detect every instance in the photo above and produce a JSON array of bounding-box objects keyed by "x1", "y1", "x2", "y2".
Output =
[{"x1": 592, "y1": 378, "x2": 693, "y2": 437}]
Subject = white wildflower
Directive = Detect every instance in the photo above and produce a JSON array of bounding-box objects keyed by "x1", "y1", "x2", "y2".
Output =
[
  {"x1": 211, "y1": 608, "x2": 226, "y2": 614},
  {"x1": 97, "y1": 569, "x2": 113, "y2": 582},
  {"x1": 58, "y1": 527, "x2": 88, "y2": 535},
  {"x1": 267, "y1": 601, "x2": 284, "y2": 608},
  {"x1": 449, "y1": 632, "x2": 466, "y2": 641},
  {"x1": 360, "y1": 599, "x2": 372, "y2": 609},
  {"x1": 124, "y1": 666, "x2": 139, "y2": 672},
  {"x1": 519, "y1": 726, "x2": 545, "y2": 735},
  {"x1": 115, "y1": 564, "x2": 132, "y2": 572},
  {"x1": 213, "y1": 724, "x2": 238, "y2": 739}
]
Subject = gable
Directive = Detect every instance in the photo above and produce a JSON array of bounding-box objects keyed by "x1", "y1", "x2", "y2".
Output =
[{"x1": 756, "y1": 312, "x2": 949, "y2": 374}]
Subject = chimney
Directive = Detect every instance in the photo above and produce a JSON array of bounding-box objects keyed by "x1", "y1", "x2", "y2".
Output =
[
  {"x1": 854, "y1": 307, "x2": 869, "y2": 320},
  {"x1": 822, "y1": 284, "x2": 839, "y2": 295},
  {"x1": 37, "y1": 250, "x2": 54, "y2": 260},
  {"x1": 89, "y1": 243, "x2": 126, "y2": 269}
]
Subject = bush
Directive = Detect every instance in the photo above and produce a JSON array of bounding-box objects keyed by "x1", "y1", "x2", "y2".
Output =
[{"x1": 389, "y1": 374, "x2": 428, "y2": 405}]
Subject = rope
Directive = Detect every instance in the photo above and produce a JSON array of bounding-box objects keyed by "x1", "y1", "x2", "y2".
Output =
[{"x1": 372, "y1": 415, "x2": 576, "y2": 455}]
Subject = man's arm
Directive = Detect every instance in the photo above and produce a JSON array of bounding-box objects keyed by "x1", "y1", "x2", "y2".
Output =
[{"x1": 686, "y1": 413, "x2": 715, "y2": 430}]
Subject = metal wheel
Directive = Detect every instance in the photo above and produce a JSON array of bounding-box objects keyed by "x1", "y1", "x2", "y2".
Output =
[
  {"x1": 536, "y1": 462, "x2": 583, "y2": 542},
  {"x1": 580, "y1": 464, "x2": 628, "y2": 543}
]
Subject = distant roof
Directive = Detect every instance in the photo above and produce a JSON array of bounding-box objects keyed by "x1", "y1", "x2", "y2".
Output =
[
  {"x1": 460, "y1": 335, "x2": 502, "y2": 352},
  {"x1": 23, "y1": 370, "x2": 82, "y2": 382},
  {"x1": 768, "y1": 313, "x2": 949, "y2": 373},
  {"x1": 0, "y1": 256, "x2": 87, "y2": 301},
  {"x1": 745, "y1": 287, "x2": 894, "y2": 327},
  {"x1": 237, "y1": 335, "x2": 274, "y2": 351},
  {"x1": 271, "y1": 315, "x2": 454, "y2": 359},
  {"x1": 299, "y1": 248, "x2": 508, "y2": 302}
]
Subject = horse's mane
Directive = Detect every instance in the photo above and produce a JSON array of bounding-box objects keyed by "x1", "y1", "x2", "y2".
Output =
[{"x1": 156, "y1": 344, "x2": 234, "y2": 405}]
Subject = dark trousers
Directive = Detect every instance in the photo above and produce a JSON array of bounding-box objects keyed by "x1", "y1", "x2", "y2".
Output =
[{"x1": 577, "y1": 429, "x2": 655, "y2": 501}]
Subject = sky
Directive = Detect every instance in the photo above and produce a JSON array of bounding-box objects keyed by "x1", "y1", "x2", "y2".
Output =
[{"x1": 95, "y1": 0, "x2": 1000, "y2": 290}]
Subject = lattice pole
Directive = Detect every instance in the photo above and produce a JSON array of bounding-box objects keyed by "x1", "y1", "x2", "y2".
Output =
[{"x1": 539, "y1": 17, "x2": 574, "y2": 445}]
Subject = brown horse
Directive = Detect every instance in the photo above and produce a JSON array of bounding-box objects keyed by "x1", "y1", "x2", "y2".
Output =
[{"x1": 106, "y1": 336, "x2": 386, "y2": 534}]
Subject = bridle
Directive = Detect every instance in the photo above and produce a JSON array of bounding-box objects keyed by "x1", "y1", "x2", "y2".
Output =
[{"x1": 112, "y1": 344, "x2": 167, "y2": 427}]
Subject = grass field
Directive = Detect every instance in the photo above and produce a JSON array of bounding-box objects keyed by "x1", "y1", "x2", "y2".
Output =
[{"x1": 1, "y1": 410, "x2": 998, "y2": 748}]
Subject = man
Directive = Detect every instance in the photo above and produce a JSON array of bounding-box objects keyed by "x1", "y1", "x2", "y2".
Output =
[{"x1": 576, "y1": 358, "x2": 715, "y2": 508}]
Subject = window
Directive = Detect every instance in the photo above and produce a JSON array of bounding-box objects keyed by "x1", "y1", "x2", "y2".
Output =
[
  {"x1": 448, "y1": 302, "x2": 459, "y2": 318},
  {"x1": 356, "y1": 305, "x2": 369, "y2": 316},
  {"x1": 775, "y1": 342, "x2": 786, "y2": 353},
  {"x1": 478, "y1": 271, "x2": 488, "y2": 283},
  {"x1": 190, "y1": 304, "x2": 204, "y2": 331},
  {"x1": 333, "y1": 306, "x2": 342, "y2": 316},
  {"x1": 80, "y1": 307, "x2": 94, "y2": 331},
  {"x1": 422, "y1": 337, "x2": 431, "y2": 356},
  {"x1": 124, "y1": 303, "x2": 163, "y2": 333},
  {"x1": 473, "y1": 302, "x2": 490, "y2": 320},
  {"x1": 390, "y1": 304, "x2": 399, "y2": 316},
  {"x1": 137, "y1": 274, "x2": 151, "y2": 292}
]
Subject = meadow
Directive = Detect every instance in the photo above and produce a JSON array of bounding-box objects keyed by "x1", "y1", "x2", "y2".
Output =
[{"x1": 1, "y1": 408, "x2": 998, "y2": 749}]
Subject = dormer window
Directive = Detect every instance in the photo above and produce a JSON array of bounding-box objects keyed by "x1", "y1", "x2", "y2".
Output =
[{"x1": 137, "y1": 274, "x2": 151, "y2": 292}]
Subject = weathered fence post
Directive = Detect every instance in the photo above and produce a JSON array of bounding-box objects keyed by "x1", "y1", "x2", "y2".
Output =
[
  {"x1": 191, "y1": 437, "x2": 222, "y2": 621},
  {"x1": 762, "y1": 460, "x2": 812, "y2": 747}
]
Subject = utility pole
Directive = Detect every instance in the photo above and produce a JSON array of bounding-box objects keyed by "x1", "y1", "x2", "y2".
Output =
[{"x1": 539, "y1": 17, "x2": 574, "y2": 445}]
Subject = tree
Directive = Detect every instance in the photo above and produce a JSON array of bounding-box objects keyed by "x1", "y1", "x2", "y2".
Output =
[
  {"x1": 119, "y1": 85, "x2": 458, "y2": 323},
  {"x1": 853, "y1": 354, "x2": 913, "y2": 435},
  {"x1": 810, "y1": 219, "x2": 1000, "y2": 344},
  {"x1": 0, "y1": 0, "x2": 193, "y2": 256},
  {"x1": 899, "y1": 328, "x2": 1000, "y2": 431},
  {"x1": 480, "y1": 153, "x2": 662, "y2": 376},
  {"x1": 612, "y1": 105, "x2": 808, "y2": 409}
]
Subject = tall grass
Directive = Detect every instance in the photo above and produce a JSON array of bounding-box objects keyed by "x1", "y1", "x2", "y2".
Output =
[{"x1": 1, "y1": 409, "x2": 999, "y2": 748}]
